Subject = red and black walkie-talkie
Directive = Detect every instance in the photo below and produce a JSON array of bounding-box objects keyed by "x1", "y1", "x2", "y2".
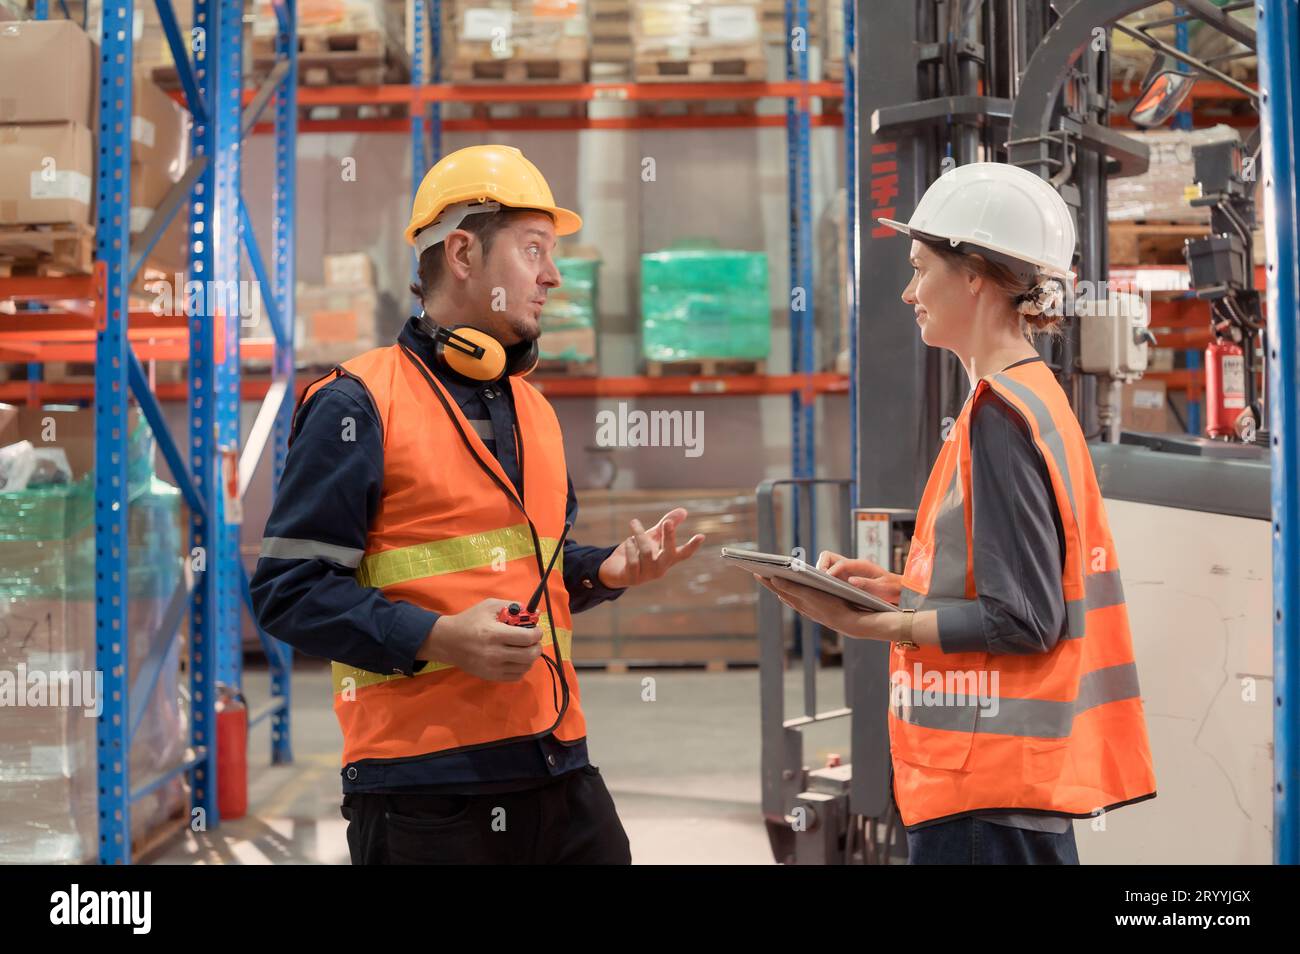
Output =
[{"x1": 497, "y1": 521, "x2": 572, "y2": 628}]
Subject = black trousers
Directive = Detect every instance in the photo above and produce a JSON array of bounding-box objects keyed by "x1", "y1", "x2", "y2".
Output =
[{"x1": 340, "y1": 764, "x2": 632, "y2": 865}]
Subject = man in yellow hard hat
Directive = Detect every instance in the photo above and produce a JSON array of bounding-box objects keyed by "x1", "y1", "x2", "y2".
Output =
[{"x1": 252, "y1": 144, "x2": 705, "y2": 864}]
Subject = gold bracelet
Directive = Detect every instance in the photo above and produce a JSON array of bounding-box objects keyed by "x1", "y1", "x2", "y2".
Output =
[{"x1": 896, "y1": 608, "x2": 918, "y2": 650}]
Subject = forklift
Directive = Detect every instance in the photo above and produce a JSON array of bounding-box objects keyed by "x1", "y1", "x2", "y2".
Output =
[{"x1": 759, "y1": 0, "x2": 1299, "y2": 864}]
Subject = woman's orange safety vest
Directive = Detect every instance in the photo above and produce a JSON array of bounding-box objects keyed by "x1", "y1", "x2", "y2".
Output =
[
  {"x1": 300, "y1": 344, "x2": 585, "y2": 768},
  {"x1": 892, "y1": 358, "x2": 1157, "y2": 829}
]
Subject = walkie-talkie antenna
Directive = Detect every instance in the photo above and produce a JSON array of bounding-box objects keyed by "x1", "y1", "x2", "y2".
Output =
[{"x1": 525, "y1": 521, "x2": 572, "y2": 613}]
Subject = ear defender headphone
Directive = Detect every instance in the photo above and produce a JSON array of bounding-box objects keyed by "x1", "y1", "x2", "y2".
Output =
[{"x1": 415, "y1": 312, "x2": 539, "y2": 384}]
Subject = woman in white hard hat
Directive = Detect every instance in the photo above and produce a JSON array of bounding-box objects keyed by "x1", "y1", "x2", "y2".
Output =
[{"x1": 760, "y1": 163, "x2": 1157, "y2": 865}]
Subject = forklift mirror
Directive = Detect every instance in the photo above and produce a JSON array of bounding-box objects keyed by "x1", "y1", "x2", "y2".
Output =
[{"x1": 1128, "y1": 56, "x2": 1197, "y2": 128}]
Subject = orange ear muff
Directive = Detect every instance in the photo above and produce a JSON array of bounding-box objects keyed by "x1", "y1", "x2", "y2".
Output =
[{"x1": 438, "y1": 326, "x2": 508, "y2": 381}]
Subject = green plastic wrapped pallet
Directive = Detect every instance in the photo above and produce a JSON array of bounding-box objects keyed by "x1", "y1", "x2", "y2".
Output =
[
  {"x1": 539, "y1": 256, "x2": 598, "y2": 364},
  {"x1": 640, "y1": 247, "x2": 771, "y2": 362}
]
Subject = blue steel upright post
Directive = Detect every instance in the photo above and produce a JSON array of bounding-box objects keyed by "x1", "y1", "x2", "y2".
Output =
[
  {"x1": 412, "y1": 0, "x2": 429, "y2": 280},
  {"x1": 784, "y1": 0, "x2": 817, "y2": 656},
  {"x1": 95, "y1": 0, "x2": 136, "y2": 865},
  {"x1": 269, "y1": 0, "x2": 298, "y2": 765},
  {"x1": 1259, "y1": 0, "x2": 1300, "y2": 868},
  {"x1": 190, "y1": 0, "x2": 223, "y2": 827},
  {"x1": 214, "y1": 0, "x2": 245, "y2": 695},
  {"x1": 430, "y1": 0, "x2": 443, "y2": 162}
]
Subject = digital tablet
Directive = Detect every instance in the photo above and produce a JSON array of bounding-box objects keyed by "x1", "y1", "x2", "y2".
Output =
[{"x1": 720, "y1": 547, "x2": 900, "y2": 613}]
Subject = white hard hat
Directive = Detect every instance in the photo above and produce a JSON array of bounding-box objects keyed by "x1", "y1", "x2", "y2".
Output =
[{"x1": 877, "y1": 162, "x2": 1077, "y2": 282}]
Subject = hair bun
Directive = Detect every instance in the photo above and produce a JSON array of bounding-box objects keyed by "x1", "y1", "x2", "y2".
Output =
[{"x1": 1016, "y1": 279, "x2": 1064, "y2": 317}]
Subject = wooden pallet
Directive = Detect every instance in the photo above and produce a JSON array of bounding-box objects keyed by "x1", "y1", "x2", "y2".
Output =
[
  {"x1": 250, "y1": 28, "x2": 385, "y2": 60},
  {"x1": 534, "y1": 357, "x2": 598, "y2": 377},
  {"x1": 1108, "y1": 220, "x2": 1209, "y2": 266},
  {"x1": 635, "y1": 53, "x2": 767, "y2": 82},
  {"x1": 42, "y1": 361, "x2": 97, "y2": 384},
  {"x1": 0, "y1": 224, "x2": 95, "y2": 276},
  {"x1": 250, "y1": 51, "x2": 397, "y2": 87},
  {"x1": 646, "y1": 358, "x2": 766, "y2": 377},
  {"x1": 448, "y1": 56, "x2": 588, "y2": 83}
]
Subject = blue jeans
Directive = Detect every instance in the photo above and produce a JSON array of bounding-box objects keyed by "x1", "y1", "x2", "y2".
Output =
[{"x1": 906, "y1": 815, "x2": 1080, "y2": 865}]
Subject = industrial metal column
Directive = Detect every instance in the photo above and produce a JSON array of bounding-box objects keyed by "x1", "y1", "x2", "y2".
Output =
[
  {"x1": 1259, "y1": 0, "x2": 1300, "y2": 868},
  {"x1": 94, "y1": 0, "x2": 137, "y2": 866}
]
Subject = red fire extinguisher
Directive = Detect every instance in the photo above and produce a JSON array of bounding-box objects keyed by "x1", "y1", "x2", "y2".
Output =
[
  {"x1": 1205, "y1": 339, "x2": 1246, "y2": 440},
  {"x1": 215, "y1": 683, "x2": 248, "y2": 820}
]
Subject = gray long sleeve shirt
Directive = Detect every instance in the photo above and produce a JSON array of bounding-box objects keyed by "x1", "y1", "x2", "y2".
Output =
[{"x1": 940, "y1": 357, "x2": 1072, "y2": 834}]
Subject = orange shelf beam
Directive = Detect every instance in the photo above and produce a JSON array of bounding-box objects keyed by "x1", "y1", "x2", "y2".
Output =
[
  {"x1": 252, "y1": 112, "x2": 844, "y2": 135},
  {"x1": 0, "y1": 338, "x2": 275, "y2": 364},
  {"x1": 249, "y1": 80, "x2": 846, "y2": 108}
]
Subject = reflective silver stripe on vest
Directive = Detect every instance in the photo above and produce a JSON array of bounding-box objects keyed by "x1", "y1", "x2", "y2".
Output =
[
  {"x1": 928, "y1": 463, "x2": 969, "y2": 599},
  {"x1": 259, "y1": 536, "x2": 365, "y2": 568},
  {"x1": 466, "y1": 418, "x2": 494, "y2": 440},
  {"x1": 891, "y1": 661, "x2": 1142, "y2": 738},
  {"x1": 1064, "y1": 568, "x2": 1127, "y2": 639},
  {"x1": 990, "y1": 373, "x2": 1079, "y2": 525}
]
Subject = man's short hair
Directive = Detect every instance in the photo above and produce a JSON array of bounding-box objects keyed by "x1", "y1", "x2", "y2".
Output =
[{"x1": 409, "y1": 207, "x2": 555, "y2": 302}]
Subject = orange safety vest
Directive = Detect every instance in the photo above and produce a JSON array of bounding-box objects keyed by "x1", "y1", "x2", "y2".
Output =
[
  {"x1": 892, "y1": 359, "x2": 1157, "y2": 829},
  {"x1": 299, "y1": 343, "x2": 585, "y2": 768}
]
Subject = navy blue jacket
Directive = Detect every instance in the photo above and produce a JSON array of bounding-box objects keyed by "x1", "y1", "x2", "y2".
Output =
[{"x1": 250, "y1": 317, "x2": 625, "y2": 793}]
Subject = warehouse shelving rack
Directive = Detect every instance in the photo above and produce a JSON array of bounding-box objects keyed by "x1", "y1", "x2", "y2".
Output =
[
  {"x1": 392, "y1": 0, "x2": 856, "y2": 658},
  {"x1": 395, "y1": 0, "x2": 856, "y2": 548},
  {"x1": 1, "y1": 0, "x2": 299, "y2": 862}
]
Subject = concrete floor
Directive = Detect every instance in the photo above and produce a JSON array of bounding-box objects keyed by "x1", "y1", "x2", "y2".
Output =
[{"x1": 145, "y1": 660, "x2": 849, "y2": 865}]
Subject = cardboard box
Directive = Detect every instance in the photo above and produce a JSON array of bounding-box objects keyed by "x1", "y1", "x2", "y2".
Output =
[
  {"x1": 0, "y1": 20, "x2": 94, "y2": 125},
  {"x1": 132, "y1": 75, "x2": 188, "y2": 177},
  {"x1": 0, "y1": 405, "x2": 142, "y2": 479},
  {"x1": 0, "y1": 123, "x2": 94, "y2": 226},
  {"x1": 323, "y1": 253, "x2": 375, "y2": 288},
  {"x1": 570, "y1": 489, "x2": 762, "y2": 663},
  {"x1": 145, "y1": 206, "x2": 189, "y2": 273},
  {"x1": 129, "y1": 160, "x2": 180, "y2": 234},
  {"x1": 1122, "y1": 380, "x2": 1171, "y2": 434},
  {"x1": 295, "y1": 283, "x2": 379, "y2": 365}
]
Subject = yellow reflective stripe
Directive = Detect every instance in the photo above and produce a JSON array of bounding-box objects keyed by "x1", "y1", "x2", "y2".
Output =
[
  {"x1": 356, "y1": 524, "x2": 561, "y2": 589},
  {"x1": 331, "y1": 616, "x2": 573, "y2": 695}
]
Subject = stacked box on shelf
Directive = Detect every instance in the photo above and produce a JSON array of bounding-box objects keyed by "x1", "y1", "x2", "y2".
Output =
[
  {"x1": 633, "y1": 0, "x2": 765, "y2": 81},
  {"x1": 0, "y1": 411, "x2": 187, "y2": 863},
  {"x1": 569, "y1": 489, "x2": 763, "y2": 665},
  {"x1": 538, "y1": 248, "x2": 599, "y2": 373},
  {"x1": 252, "y1": 0, "x2": 409, "y2": 88},
  {"x1": 296, "y1": 253, "x2": 380, "y2": 367},
  {"x1": 1106, "y1": 125, "x2": 1241, "y2": 265},
  {"x1": 822, "y1": 0, "x2": 842, "y2": 81},
  {"x1": 640, "y1": 243, "x2": 770, "y2": 368},
  {"x1": 589, "y1": 0, "x2": 633, "y2": 68},
  {"x1": 0, "y1": 21, "x2": 190, "y2": 279},
  {"x1": 760, "y1": 0, "x2": 822, "y2": 48},
  {"x1": 0, "y1": 20, "x2": 96, "y2": 275},
  {"x1": 130, "y1": 75, "x2": 191, "y2": 275},
  {"x1": 65, "y1": 0, "x2": 197, "y2": 88},
  {"x1": 445, "y1": 0, "x2": 590, "y2": 82}
]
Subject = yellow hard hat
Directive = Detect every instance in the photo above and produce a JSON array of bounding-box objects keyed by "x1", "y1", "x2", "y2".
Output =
[{"x1": 405, "y1": 144, "x2": 582, "y2": 251}]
